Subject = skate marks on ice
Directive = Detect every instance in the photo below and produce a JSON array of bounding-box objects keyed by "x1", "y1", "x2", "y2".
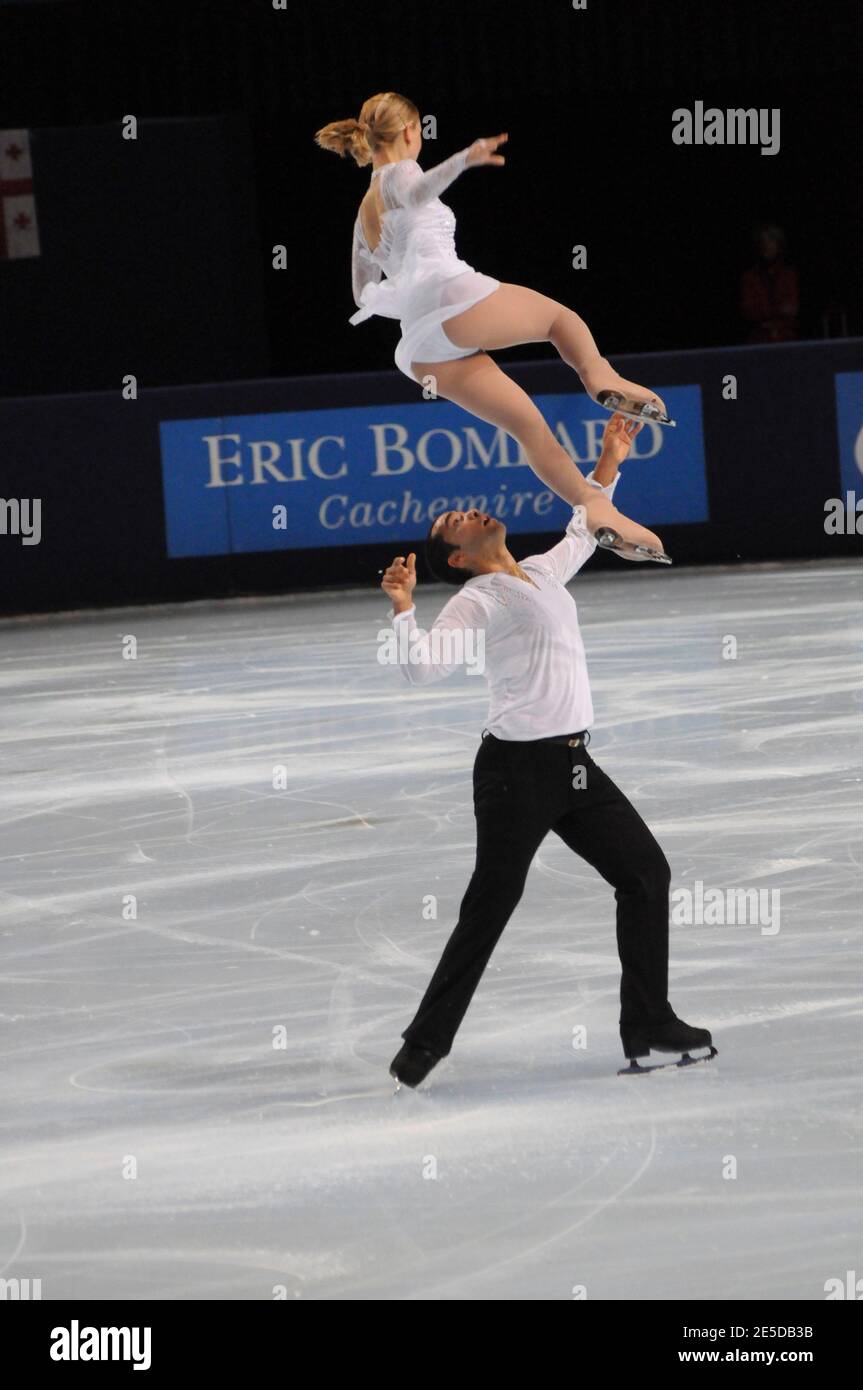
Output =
[{"x1": 0, "y1": 564, "x2": 861, "y2": 1297}]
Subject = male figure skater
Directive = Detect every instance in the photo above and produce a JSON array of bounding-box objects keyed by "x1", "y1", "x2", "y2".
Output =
[{"x1": 380, "y1": 415, "x2": 714, "y2": 1087}]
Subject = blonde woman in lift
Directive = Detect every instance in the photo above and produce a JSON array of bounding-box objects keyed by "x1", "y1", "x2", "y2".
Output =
[{"x1": 316, "y1": 91, "x2": 676, "y2": 564}]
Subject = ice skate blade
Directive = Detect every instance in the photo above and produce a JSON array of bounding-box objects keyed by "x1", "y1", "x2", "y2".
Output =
[
  {"x1": 618, "y1": 1045, "x2": 718, "y2": 1076},
  {"x1": 596, "y1": 390, "x2": 676, "y2": 427},
  {"x1": 594, "y1": 527, "x2": 672, "y2": 565}
]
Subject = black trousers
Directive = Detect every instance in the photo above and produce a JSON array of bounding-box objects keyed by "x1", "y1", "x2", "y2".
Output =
[{"x1": 401, "y1": 730, "x2": 676, "y2": 1058}]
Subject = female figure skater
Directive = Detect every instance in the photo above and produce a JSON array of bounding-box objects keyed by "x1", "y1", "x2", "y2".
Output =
[{"x1": 315, "y1": 91, "x2": 673, "y2": 562}]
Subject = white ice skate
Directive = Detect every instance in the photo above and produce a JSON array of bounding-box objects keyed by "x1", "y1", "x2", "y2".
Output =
[
  {"x1": 593, "y1": 527, "x2": 672, "y2": 565},
  {"x1": 596, "y1": 391, "x2": 676, "y2": 427}
]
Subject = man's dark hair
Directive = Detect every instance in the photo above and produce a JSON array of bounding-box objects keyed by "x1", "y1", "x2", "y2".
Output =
[{"x1": 425, "y1": 516, "x2": 473, "y2": 585}]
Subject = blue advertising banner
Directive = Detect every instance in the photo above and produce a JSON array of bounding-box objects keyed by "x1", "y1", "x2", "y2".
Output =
[
  {"x1": 159, "y1": 385, "x2": 709, "y2": 558},
  {"x1": 835, "y1": 370, "x2": 863, "y2": 499}
]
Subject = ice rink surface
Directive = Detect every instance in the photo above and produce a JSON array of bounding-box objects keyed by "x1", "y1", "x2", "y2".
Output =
[{"x1": 1, "y1": 558, "x2": 861, "y2": 1301}]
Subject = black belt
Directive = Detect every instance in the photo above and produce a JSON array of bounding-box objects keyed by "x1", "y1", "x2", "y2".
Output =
[
  {"x1": 482, "y1": 730, "x2": 590, "y2": 748},
  {"x1": 534, "y1": 730, "x2": 590, "y2": 747}
]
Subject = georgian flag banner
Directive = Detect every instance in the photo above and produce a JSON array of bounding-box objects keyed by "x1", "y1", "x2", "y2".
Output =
[{"x1": 0, "y1": 129, "x2": 41, "y2": 259}]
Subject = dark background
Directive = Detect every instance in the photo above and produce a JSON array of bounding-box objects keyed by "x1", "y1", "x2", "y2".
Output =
[{"x1": 1, "y1": 0, "x2": 861, "y2": 397}]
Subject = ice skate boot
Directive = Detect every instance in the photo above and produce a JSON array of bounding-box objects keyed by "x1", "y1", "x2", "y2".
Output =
[
  {"x1": 596, "y1": 391, "x2": 676, "y2": 427},
  {"x1": 593, "y1": 527, "x2": 672, "y2": 565},
  {"x1": 618, "y1": 1015, "x2": 716, "y2": 1074},
  {"x1": 389, "y1": 1042, "x2": 441, "y2": 1089},
  {"x1": 579, "y1": 356, "x2": 675, "y2": 426}
]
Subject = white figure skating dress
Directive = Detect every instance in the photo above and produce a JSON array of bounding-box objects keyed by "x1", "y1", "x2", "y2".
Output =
[{"x1": 349, "y1": 147, "x2": 501, "y2": 383}]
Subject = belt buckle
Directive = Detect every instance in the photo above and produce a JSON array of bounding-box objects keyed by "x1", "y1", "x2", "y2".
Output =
[{"x1": 567, "y1": 736, "x2": 582, "y2": 748}]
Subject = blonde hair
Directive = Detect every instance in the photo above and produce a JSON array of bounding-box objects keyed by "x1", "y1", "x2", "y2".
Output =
[{"x1": 314, "y1": 91, "x2": 419, "y2": 169}]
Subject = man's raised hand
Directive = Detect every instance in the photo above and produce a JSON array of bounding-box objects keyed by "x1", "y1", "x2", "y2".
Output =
[
  {"x1": 601, "y1": 413, "x2": 644, "y2": 466},
  {"x1": 381, "y1": 552, "x2": 417, "y2": 611}
]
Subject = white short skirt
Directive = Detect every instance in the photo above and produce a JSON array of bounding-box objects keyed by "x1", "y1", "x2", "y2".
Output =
[{"x1": 393, "y1": 269, "x2": 501, "y2": 383}]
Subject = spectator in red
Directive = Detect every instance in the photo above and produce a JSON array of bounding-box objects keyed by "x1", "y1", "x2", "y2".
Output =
[{"x1": 739, "y1": 223, "x2": 800, "y2": 343}]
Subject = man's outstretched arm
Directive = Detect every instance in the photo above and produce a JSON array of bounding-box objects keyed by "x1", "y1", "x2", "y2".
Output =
[
  {"x1": 528, "y1": 415, "x2": 645, "y2": 584},
  {"x1": 379, "y1": 552, "x2": 487, "y2": 685}
]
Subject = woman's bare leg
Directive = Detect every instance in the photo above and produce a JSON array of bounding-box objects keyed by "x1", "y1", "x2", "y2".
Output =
[
  {"x1": 441, "y1": 282, "x2": 667, "y2": 417},
  {"x1": 409, "y1": 350, "x2": 664, "y2": 554}
]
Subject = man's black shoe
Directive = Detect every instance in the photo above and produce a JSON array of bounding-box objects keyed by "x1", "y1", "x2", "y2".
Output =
[{"x1": 389, "y1": 1042, "x2": 441, "y2": 1088}]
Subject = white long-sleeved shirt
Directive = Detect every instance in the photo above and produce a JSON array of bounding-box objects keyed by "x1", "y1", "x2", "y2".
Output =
[
  {"x1": 385, "y1": 473, "x2": 619, "y2": 740},
  {"x1": 350, "y1": 148, "x2": 473, "y2": 320}
]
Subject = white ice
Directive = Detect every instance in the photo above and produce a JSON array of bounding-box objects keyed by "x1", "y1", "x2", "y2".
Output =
[{"x1": 0, "y1": 558, "x2": 861, "y2": 1300}]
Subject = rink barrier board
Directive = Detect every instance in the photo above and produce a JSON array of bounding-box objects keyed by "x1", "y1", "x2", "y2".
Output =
[{"x1": 0, "y1": 338, "x2": 861, "y2": 617}]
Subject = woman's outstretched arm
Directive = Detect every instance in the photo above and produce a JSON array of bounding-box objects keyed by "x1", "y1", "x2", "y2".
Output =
[
  {"x1": 381, "y1": 133, "x2": 508, "y2": 211},
  {"x1": 382, "y1": 150, "x2": 471, "y2": 210}
]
